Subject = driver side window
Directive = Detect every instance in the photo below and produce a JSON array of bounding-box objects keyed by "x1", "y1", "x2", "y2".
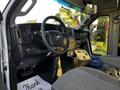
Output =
[{"x1": 90, "y1": 16, "x2": 110, "y2": 56}]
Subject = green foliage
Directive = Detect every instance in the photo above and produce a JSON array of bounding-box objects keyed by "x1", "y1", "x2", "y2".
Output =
[
  {"x1": 96, "y1": 16, "x2": 109, "y2": 41},
  {"x1": 91, "y1": 41, "x2": 107, "y2": 56},
  {"x1": 91, "y1": 16, "x2": 109, "y2": 56}
]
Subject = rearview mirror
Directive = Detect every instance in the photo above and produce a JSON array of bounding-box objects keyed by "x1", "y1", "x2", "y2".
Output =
[{"x1": 84, "y1": 4, "x2": 97, "y2": 15}]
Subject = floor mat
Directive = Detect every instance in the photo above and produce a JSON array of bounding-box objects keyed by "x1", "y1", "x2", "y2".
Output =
[{"x1": 17, "y1": 75, "x2": 51, "y2": 90}]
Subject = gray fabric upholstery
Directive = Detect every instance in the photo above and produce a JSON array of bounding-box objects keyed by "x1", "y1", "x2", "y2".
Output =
[
  {"x1": 52, "y1": 67, "x2": 120, "y2": 90},
  {"x1": 101, "y1": 56, "x2": 120, "y2": 69}
]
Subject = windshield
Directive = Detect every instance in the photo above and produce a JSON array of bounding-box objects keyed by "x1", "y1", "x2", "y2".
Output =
[{"x1": 16, "y1": 0, "x2": 87, "y2": 29}]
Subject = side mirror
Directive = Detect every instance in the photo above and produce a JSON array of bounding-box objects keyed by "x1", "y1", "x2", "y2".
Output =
[{"x1": 0, "y1": 11, "x2": 3, "y2": 23}]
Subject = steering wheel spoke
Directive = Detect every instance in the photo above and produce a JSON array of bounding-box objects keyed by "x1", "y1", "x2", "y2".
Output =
[
  {"x1": 48, "y1": 35, "x2": 55, "y2": 47},
  {"x1": 44, "y1": 31, "x2": 53, "y2": 45}
]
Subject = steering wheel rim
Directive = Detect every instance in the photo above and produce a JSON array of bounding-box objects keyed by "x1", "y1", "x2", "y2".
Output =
[{"x1": 41, "y1": 16, "x2": 69, "y2": 54}]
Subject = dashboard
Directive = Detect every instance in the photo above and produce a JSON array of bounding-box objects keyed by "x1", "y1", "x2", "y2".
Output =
[
  {"x1": 10, "y1": 23, "x2": 88, "y2": 56},
  {"x1": 10, "y1": 23, "x2": 88, "y2": 69}
]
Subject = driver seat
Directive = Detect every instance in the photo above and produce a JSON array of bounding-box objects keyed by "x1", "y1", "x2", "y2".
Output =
[{"x1": 52, "y1": 67, "x2": 120, "y2": 90}]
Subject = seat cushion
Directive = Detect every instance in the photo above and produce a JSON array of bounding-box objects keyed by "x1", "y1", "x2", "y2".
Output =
[{"x1": 52, "y1": 67, "x2": 120, "y2": 90}]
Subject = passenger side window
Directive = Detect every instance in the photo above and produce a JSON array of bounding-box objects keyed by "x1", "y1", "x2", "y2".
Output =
[{"x1": 90, "y1": 16, "x2": 109, "y2": 56}]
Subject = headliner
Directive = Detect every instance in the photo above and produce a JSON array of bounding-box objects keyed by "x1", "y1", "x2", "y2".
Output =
[{"x1": 65, "y1": 0, "x2": 119, "y2": 12}]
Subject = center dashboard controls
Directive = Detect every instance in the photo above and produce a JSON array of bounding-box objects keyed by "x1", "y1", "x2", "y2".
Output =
[
  {"x1": 75, "y1": 50, "x2": 91, "y2": 60},
  {"x1": 74, "y1": 49, "x2": 91, "y2": 67}
]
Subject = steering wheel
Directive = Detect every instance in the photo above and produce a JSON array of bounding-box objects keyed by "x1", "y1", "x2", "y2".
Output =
[{"x1": 41, "y1": 16, "x2": 69, "y2": 55}]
